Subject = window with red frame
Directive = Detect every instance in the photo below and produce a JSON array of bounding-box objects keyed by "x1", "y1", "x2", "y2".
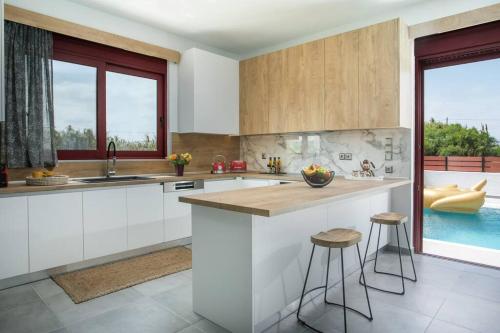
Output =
[{"x1": 52, "y1": 34, "x2": 167, "y2": 159}]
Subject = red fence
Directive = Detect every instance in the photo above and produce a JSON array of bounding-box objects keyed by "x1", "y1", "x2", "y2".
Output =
[{"x1": 424, "y1": 156, "x2": 500, "y2": 172}]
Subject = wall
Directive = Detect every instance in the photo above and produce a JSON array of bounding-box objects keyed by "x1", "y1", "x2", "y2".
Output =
[
  {"x1": 4, "y1": 0, "x2": 239, "y2": 138},
  {"x1": 241, "y1": 0, "x2": 500, "y2": 59},
  {"x1": 241, "y1": 129, "x2": 411, "y2": 178}
]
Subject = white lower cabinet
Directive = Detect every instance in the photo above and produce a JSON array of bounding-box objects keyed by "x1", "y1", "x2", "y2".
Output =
[
  {"x1": 28, "y1": 192, "x2": 83, "y2": 272},
  {"x1": 0, "y1": 196, "x2": 29, "y2": 279},
  {"x1": 83, "y1": 188, "x2": 127, "y2": 260},
  {"x1": 204, "y1": 179, "x2": 243, "y2": 193},
  {"x1": 164, "y1": 189, "x2": 204, "y2": 242},
  {"x1": 127, "y1": 184, "x2": 164, "y2": 250},
  {"x1": 241, "y1": 179, "x2": 274, "y2": 188}
]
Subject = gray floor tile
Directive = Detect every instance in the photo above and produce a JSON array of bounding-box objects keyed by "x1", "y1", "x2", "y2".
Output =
[
  {"x1": 48, "y1": 319, "x2": 107, "y2": 333},
  {"x1": 176, "y1": 326, "x2": 204, "y2": 333},
  {"x1": 133, "y1": 271, "x2": 191, "y2": 297},
  {"x1": 192, "y1": 319, "x2": 231, "y2": 333},
  {"x1": 451, "y1": 271, "x2": 500, "y2": 303},
  {"x1": 312, "y1": 299, "x2": 432, "y2": 333},
  {"x1": 153, "y1": 284, "x2": 202, "y2": 324},
  {"x1": 262, "y1": 313, "x2": 309, "y2": 333},
  {"x1": 425, "y1": 319, "x2": 476, "y2": 333},
  {"x1": 0, "y1": 284, "x2": 41, "y2": 312},
  {"x1": 436, "y1": 292, "x2": 500, "y2": 332},
  {"x1": 347, "y1": 272, "x2": 447, "y2": 318},
  {"x1": 462, "y1": 264, "x2": 500, "y2": 279},
  {"x1": 92, "y1": 298, "x2": 190, "y2": 333},
  {"x1": 31, "y1": 279, "x2": 64, "y2": 300},
  {"x1": 0, "y1": 300, "x2": 63, "y2": 333},
  {"x1": 44, "y1": 286, "x2": 143, "y2": 326}
]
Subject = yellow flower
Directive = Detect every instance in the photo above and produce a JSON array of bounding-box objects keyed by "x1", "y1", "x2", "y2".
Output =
[{"x1": 168, "y1": 154, "x2": 178, "y2": 161}]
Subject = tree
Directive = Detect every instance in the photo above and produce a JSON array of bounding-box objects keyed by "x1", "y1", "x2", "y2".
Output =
[{"x1": 424, "y1": 119, "x2": 500, "y2": 156}]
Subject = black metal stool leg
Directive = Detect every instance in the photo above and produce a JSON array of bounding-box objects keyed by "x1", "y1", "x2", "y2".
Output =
[
  {"x1": 341, "y1": 249, "x2": 347, "y2": 333},
  {"x1": 356, "y1": 244, "x2": 373, "y2": 320},
  {"x1": 297, "y1": 244, "x2": 315, "y2": 321},
  {"x1": 403, "y1": 224, "x2": 418, "y2": 282},
  {"x1": 359, "y1": 223, "x2": 374, "y2": 285},
  {"x1": 373, "y1": 224, "x2": 382, "y2": 273},
  {"x1": 324, "y1": 248, "x2": 331, "y2": 302},
  {"x1": 396, "y1": 225, "x2": 405, "y2": 295}
]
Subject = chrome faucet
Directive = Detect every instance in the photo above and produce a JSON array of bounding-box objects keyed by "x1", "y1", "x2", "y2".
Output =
[{"x1": 106, "y1": 141, "x2": 117, "y2": 178}]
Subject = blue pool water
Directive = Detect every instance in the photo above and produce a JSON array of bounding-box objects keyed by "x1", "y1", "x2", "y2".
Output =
[{"x1": 424, "y1": 208, "x2": 500, "y2": 250}]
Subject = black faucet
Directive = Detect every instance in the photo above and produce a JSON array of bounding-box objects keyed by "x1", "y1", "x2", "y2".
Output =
[{"x1": 106, "y1": 141, "x2": 117, "y2": 178}]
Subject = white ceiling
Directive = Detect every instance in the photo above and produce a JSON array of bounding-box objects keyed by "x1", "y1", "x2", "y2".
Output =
[
  {"x1": 66, "y1": 0, "x2": 431, "y2": 54},
  {"x1": 68, "y1": 0, "x2": 433, "y2": 55}
]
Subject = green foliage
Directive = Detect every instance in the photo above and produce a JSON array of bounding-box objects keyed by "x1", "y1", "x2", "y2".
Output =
[
  {"x1": 424, "y1": 119, "x2": 500, "y2": 156},
  {"x1": 55, "y1": 125, "x2": 96, "y2": 150},
  {"x1": 55, "y1": 126, "x2": 156, "y2": 151}
]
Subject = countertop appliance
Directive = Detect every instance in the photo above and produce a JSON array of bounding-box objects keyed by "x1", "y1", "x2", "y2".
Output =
[
  {"x1": 229, "y1": 160, "x2": 247, "y2": 172},
  {"x1": 163, "y1": 180, "x2": 204, "y2": 192},
  {"x1": 212, "y1": 155, "x2": 226, "y2": 174}
]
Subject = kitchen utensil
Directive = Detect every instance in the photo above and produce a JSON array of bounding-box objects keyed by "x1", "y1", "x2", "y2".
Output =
[
  {"x1": 230, "y1": 160, "x2": 247, "y2": 172},
  {"x1": 212, "y1": 155, "x2": 226, "y2": 174}
]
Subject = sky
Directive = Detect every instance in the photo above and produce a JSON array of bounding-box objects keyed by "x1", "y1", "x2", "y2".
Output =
[
  {"x1": 53, "y1": 60, "x2": 157, "y2": 143},
  {"x1": 424, "y1": 58, "x2": 500, "y2": 141}
]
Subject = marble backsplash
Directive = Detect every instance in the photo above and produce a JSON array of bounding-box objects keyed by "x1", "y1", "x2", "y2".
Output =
[{"x1": 240, "y1": 129, "x2": 412, "y2": 178}]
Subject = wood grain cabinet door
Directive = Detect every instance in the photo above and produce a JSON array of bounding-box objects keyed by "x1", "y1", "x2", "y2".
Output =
[
  {"x1": 324, "y1": 30, "x2": 359, "y2": 130},
  {"x1": 358, "y1": 19, "x2": 400, "y2": 128},
  {"x1": 272, "y1": 40, "x2": 325, "y2": 133},
  {"x1": 239, "y1": 56, "x2": 269, "y2": 135}
]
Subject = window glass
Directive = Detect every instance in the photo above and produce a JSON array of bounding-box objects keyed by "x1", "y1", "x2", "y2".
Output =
[
  {"x1": 106, "y1": 71, "x2": 158, "y2": 151},
  {"x1": 53, "y1": 60, "x2": 97, "y2": 150}
]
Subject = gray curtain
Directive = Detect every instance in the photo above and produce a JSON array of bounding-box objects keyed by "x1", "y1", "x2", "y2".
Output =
[{"x1": 1, "y1": 21, "x2": 57, "y2": 168}]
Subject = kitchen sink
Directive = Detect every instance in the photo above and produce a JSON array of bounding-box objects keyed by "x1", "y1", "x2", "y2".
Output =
[{"x1": 77, "y1": 176, "x2": 154, "y2": 183}]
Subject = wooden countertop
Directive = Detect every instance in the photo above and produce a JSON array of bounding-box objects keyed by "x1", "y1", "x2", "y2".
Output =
[
  {"x1": 179, "y1": 177, "x2": 411, "y2": 217},
  {"x1": 0, "y1": 172, "x2": 301, "y2": 196}
]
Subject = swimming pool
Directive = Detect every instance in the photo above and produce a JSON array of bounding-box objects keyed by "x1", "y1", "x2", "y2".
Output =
[{"x1": 424, "y1": 207, "x2": 500, "y2": 250}]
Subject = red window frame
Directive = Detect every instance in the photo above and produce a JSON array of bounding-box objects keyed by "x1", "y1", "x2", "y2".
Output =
[
  {"x1": 53, "y1": 34, "x2": 167, "y2": 160},
  {"x1": 414, "y1": 20, "x2": 500, "y2": 253}
]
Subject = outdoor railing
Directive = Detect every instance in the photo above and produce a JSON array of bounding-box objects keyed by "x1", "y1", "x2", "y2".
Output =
[{"x1": 424, "y1": 156, "x2": 500, "y2": 172}]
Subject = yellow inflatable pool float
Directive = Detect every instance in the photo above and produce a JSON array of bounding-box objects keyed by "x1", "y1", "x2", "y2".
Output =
[{"x1": 424, "y1": 179, "x2": 487, "y2": 214}]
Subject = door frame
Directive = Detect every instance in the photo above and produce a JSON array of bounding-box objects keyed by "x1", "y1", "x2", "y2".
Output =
[{"x1": 413, "y1": 20, "x2": 500, "y2": 253}]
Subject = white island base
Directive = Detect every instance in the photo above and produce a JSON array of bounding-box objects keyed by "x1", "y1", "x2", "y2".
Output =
[{"x1": 191, "y1": 185, "x2": 411, "y2": 333}]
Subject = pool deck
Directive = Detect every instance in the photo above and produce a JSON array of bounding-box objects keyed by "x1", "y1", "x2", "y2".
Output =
[{"x1": 424, "y1": 238, "x2": 500, "y2": 268}]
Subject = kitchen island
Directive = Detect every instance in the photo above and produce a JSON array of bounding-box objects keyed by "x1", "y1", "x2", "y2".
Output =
[{"x1": 180, "y1": 177, "x2": 412, "y2": 333}]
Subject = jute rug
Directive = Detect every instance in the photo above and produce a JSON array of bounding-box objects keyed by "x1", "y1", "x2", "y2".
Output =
[{"x1": 52, "y1": 246, "x2": 192, "y2": 304}]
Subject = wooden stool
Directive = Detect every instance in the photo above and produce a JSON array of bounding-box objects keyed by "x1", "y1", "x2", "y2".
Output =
[
  {"x1": 359, "y1": 212, "x2": 417, "y2": 295},
  {"x1": 297, "y1": 228, "x2": 373, "y2": 333}
]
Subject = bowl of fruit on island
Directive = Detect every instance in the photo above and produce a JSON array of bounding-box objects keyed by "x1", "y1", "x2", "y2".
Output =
[{"x1": 301, "y1": 164, "x2": 335, "y2": 188}]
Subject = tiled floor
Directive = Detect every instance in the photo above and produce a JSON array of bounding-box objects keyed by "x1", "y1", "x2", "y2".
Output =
[{"x1": 0, "y1": 249, "x2": 499, "y2": 333}]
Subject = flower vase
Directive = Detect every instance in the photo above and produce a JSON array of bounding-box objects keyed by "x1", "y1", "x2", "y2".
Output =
[{"x1": 175, "y1": 164, "x2": 184, "y2": 176}]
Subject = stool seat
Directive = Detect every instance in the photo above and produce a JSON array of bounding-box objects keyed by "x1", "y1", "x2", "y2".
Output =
[
  {"x1": 311, "y1": 228, "x2": 362, "y2": 248},
  {"x1": 370, "y1": 212, "x2": 407, "y2": 225}
]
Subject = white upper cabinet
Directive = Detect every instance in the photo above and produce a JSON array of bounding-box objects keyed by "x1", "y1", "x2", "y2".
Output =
[
  {"x1": 0, "y1": 196, "x2": 29, "y2": 279},
  {"x1": 178, "y1": 48, "x2": 239, "y2": 135}
]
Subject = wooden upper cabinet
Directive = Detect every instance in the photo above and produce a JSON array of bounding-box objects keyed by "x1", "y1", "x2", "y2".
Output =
[
  {"x1": 267, "y1": 50, "x2": 286, "y2": 133},
  {"x1": 239, "y1": 18, "x2": 410, "y2": 135},
  {"x1": 239, "y1": 56, "x2": 269, "y2": 135},
  {"x1": 358, "y1": 19, "x2": 400, "y2": 129},
  {"x1": 324, "y1": 30, "x2": 359, "y2": 130},
  {"x1": 268, "y1": 40, "x2": 325, "y2": 133}
]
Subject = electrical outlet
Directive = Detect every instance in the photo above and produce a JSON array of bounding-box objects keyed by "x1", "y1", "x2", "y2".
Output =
[
  {"x1": 339, "y1": 153, "x2": 345, "y2": 160},
  {"x1": 261, "y1": 153, "x2": 267, "y2": 159},
  {"x1": 345, "y1": 153, "x2": 352, "y2": 160},
  {"x1": 385, "y1": 166, "x2": 394, "y2": 174}
]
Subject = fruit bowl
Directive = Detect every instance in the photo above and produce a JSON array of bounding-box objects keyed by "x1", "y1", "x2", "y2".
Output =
[{"x1": 301, "y1": 164, "x2": 335, "y2": 188}]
